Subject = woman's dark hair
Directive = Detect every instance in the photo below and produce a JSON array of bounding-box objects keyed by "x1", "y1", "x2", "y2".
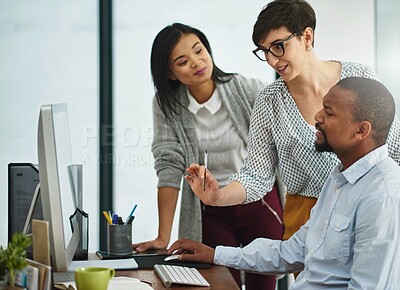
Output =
[
  {"x1": 252, "y1": 0, "x2": 316, "y2": 46},
  {"x1": 150, "y1": 23, "x2": 234, "y2": 120}
]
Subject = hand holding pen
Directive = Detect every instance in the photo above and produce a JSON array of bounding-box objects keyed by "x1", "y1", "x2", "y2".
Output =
[{"x1": 185, "y1": 162, "x2": 222, "y2": 205}]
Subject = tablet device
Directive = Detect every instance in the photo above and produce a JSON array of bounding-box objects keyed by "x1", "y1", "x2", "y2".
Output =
[
  {"x1": 96, "y1": 250, "x2": 139, "y2": 260},
  {"x1": 96, "y1": 250, "x2": 211, "y2": 269},
  {"x1": 134, "y1": 254, "x2": 211, "y2": 269}
]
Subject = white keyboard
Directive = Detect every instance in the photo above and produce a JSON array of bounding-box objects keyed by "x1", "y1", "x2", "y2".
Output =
[
  {"x1": 68, "y1": 258, "x2": 138, "y2": 271},
  {"x1": 154, "y1": 264, "x2": 210, "y2": 288}
]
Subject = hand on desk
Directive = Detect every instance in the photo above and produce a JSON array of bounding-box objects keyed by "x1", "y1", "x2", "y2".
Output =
[
  {"x1": 132, "y1": 237, "x2": 168, "y2": 252},
  {"x1": 168, "y1": 238, "x2": 215, "y2": 264},
  {"x1": 185, "y1": 163, "x2": 222, "y2": 206}
]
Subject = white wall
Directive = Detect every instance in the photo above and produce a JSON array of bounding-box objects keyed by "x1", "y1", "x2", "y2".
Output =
[
  {"x1": 0, "y1": 0, "x2": 376, "y2": 251},
  {"x1": 0, "y1": 1, "x2": 98, "y2": 247},
  {"x1": 376, "y1": 0, "x2": 400, "y2": 114}
]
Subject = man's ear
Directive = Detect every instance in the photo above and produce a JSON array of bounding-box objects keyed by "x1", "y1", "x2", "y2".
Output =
[
  {"x1": 355, "y1": 121, "x2": 372, "y2": 140},
  {"x1": 168, "y1": 71, "x2": 178, "y2": 80}
]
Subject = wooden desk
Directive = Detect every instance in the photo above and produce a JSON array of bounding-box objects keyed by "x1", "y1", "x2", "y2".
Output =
[
  {"x1": 88, "y1": 252, "x2": 239, "y2": 289},
  {"x1": 117, "y1": 265, "x2": 239, "y2": 289}
]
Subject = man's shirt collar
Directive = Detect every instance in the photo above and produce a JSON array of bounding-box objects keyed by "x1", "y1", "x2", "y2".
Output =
[{"x1": 337, "y1": 144, "x2": 389, "y2": 185}]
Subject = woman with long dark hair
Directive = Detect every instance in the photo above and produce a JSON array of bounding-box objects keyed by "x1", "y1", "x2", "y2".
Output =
[{"x1": 133, "y1": 23, "x2": 284, "y2": 290}]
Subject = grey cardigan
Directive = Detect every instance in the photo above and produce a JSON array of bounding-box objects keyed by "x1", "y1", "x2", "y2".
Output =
[{"x1": 152, "y1": 74, "x2": 275, "y2": 241}]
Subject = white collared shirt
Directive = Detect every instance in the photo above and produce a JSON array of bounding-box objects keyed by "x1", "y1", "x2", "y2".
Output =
[
  {"x1": 187, "y1": 88, "x2": 247, "y2": 187},
  {"x1": 187, "y1": 88, "x2": 222, "y2": 115}
]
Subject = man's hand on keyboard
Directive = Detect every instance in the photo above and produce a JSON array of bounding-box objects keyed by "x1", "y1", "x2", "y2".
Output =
[{"x1": 168, "y1": 238, "x2": 215, "y2": 264}]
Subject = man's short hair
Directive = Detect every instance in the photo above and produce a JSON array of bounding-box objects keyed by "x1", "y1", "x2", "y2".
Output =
[{"x1": 336, "y1": 77, "x2": 395, "y2": 145}]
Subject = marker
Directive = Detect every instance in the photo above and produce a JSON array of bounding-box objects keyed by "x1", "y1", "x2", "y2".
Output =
[
  {"x1": 126, "y1": 215, "x2": 135, "y2": 224},
  {"x1": 117, "y1": 216, "x2": 124, "y2": 225},
  {"x1": 103, "y1": 211, "x2": 112, "y2": 225},
  {"x1": 112, "y1": 213, "x2": 119, "y2": 225},
  {"x1": 203, "y1": 150, "x2": 208, "y2": 191}
]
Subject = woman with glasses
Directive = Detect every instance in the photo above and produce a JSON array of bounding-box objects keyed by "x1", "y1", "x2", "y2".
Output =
[
  {"x1": 132, "y1": 23, "x2": 284, "y2": 290},
  {"x1": 184, "y1": 0, "x2": 400, "y2": 246}
]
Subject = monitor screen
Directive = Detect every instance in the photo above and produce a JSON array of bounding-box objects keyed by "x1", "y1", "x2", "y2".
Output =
[{"x1": 37, "y1": 103, "x2": 79, "y2": 272}]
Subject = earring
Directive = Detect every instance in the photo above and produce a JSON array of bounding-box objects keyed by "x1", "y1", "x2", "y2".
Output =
[{"x1": 306, "y1": 46, "x2": 311, "y2": 52}]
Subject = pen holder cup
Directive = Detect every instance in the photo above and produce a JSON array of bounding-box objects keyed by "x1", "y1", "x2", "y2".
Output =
[{"x1": 107, "y1": 223, "x2": 132, "y2": 255}]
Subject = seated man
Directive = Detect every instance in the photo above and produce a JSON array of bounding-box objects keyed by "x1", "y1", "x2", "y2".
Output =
[{"x1": 169, "y1": 77, "x2": 400, "y2": 289}]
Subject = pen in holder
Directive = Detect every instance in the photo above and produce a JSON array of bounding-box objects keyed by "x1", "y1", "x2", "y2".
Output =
[{"x1": 107, "y1": 223, "x2": 132, "y2": 255}]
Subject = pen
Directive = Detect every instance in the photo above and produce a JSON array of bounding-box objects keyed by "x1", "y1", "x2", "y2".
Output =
[
  {"x1": 103, "y1": 211, "x2": 112, "y2": 225},
  {"x1": 203, "y1": 150, "x2": 208, "y2": 191},
  {"x1": 129, "y1": 204, "x2": 138, "y2": 217},
  {"x1": 125, "y1": 204, "x2": 138, "y2": 224}
]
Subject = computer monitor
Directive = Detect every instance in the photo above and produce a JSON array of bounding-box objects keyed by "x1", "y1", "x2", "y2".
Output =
[{"x1": 37, "y1": 103, "x2": 80, "y2": 272}]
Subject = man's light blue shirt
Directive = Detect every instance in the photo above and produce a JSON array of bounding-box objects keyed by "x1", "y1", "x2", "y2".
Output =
[{"x1": 214, "y1": 144, "x2": 400, "y2": 289}]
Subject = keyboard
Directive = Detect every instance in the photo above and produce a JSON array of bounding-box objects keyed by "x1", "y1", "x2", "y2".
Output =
[
  {"x1": 68, "y1": 258, "x2": 138, "y2": 271},
  {"x1": 154, "y1": 264, "x2": 210, "y2": 288}
]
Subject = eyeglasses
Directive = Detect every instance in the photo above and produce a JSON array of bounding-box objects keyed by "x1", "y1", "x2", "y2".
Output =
[{"x1": 252, "y1": 34, "x2": 297, "y2": 62}]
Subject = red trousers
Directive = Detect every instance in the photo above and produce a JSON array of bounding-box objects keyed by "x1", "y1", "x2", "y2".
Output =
[{"x1": 202, "y1": 184, "x2": 283, "y2": 290}]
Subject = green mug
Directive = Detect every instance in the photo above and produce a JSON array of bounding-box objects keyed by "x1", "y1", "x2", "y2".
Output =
[{"x1": 75, "y1": 267, "x2": 115, "y2": 290}]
